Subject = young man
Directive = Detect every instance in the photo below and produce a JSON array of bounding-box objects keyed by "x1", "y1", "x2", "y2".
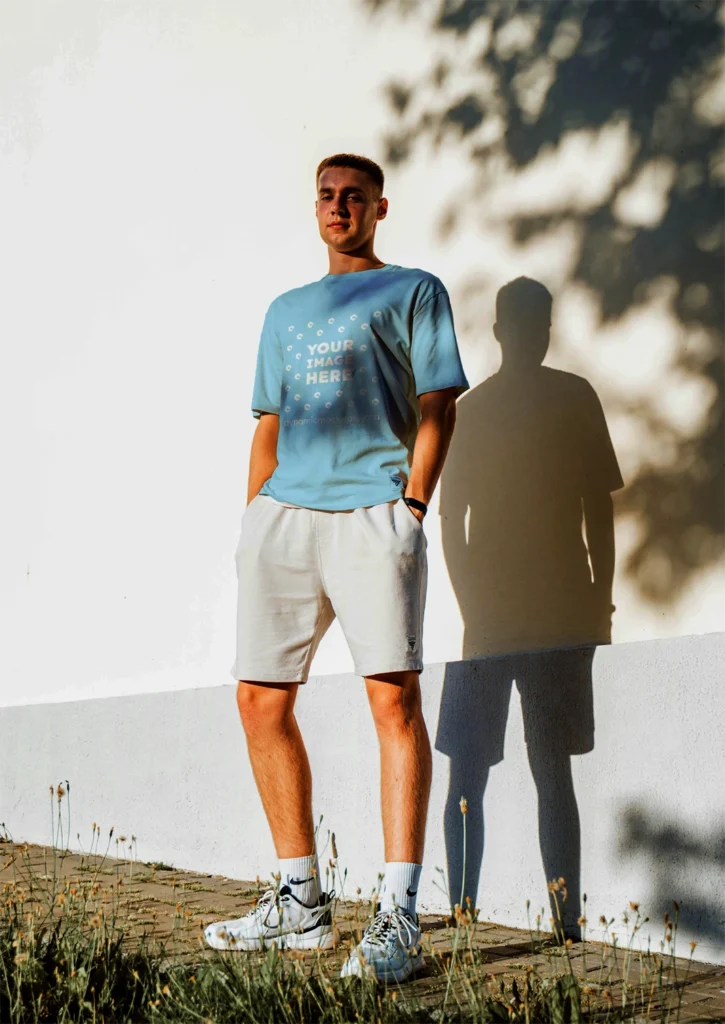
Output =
[{"x1": 205, "y1": 154, "x2": 469, "y2": 982}]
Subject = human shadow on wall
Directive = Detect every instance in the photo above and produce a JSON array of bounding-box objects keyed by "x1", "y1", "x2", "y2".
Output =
[{"x1": 436, "y1": 278, "x2": 624, "y2": 936}]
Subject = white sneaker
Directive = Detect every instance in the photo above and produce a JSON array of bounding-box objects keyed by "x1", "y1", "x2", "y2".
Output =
[
  {"x1": 340, "y1": 907, "x2": 424, "y2": 982},
  {"x1": 204, "y1": 885, "x2": 335, "y2": 951}
]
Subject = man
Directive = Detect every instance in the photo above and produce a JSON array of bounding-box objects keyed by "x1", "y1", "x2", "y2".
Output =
[{"x1": 204, "y1": 153, "x2": 469, "y2": 982}]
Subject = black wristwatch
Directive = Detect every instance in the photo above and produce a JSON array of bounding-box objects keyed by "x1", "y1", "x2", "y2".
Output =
[{"x1": 404, "y1": 496, "x2": 428, "y2": 517}]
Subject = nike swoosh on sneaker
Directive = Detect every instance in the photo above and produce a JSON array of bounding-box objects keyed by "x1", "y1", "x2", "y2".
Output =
[{"x1": 261, "y1": 902, "x2": 329, "y2": 938}]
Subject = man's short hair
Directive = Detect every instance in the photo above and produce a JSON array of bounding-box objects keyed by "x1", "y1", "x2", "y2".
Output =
[
  {"x1": 496, "y1": 277, "x2": 552, "y2": 323},
  {"x1": 316, "y1": 153, "x2": 384, "y2": 199}
]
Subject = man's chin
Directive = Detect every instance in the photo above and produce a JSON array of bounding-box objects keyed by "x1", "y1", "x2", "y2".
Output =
[{"x1": 326, "y1": 230, "x2": 352, "y2": 246}]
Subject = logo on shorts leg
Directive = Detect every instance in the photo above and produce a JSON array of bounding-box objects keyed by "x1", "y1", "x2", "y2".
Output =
[{"x1": 407, "y1": 635, "x2": 417, "y2": 652}]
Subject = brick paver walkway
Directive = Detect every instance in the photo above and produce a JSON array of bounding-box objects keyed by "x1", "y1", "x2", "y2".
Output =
[{"x1": 2, "y1": 841, "x2": 724, "y2": 1021}]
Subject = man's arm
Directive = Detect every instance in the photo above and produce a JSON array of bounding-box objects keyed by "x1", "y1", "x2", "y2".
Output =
[
  {"x1": 405, "y1": 388, "x2": 459, "y2": 520},
  {"x1": 247, "y1": 412, "x2": 279, "y2": 505},
  {"x1": 583, "y1": 487, "x2": 615, "y2": 639}
]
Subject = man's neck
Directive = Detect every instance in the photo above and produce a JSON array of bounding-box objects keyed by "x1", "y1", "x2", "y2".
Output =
[{"x1": 326, "y1": 250, "x2": 386, "y2": 275}]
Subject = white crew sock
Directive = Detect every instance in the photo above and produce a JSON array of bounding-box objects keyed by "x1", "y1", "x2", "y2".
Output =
[
  {"x1": 379, "y1": 862, "x2": 422, "y2": 918},
  {"x1": 278, "y1": 853, "x2": 321, "y2": 906}
]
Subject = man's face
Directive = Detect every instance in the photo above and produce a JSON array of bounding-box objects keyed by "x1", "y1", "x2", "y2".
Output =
[{"x1": 315, "y1": 166, "x2": 386, "y2": 252}]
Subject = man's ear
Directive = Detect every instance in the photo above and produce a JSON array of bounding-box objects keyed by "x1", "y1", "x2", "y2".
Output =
[{"x1": 493, "y1": 321, "x2": 503, "y2": 345}]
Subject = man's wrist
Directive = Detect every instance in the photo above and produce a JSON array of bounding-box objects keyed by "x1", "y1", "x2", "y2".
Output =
[{"x1": 404, "y1": 496, "x2": 428, "y2": 517}]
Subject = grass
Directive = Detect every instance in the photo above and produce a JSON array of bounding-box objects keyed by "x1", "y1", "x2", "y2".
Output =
[{"x1": 0, "y1": 790, "x2": 708, "y2": 1023}]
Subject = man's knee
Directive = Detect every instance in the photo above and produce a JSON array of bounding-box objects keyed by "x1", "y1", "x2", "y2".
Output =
[
  {"x1": 367, "y1": 671, "x2": 423, "y2": 732},
  {"x1": 236, "y1": 680, "x2": 296, "y2": 734}
]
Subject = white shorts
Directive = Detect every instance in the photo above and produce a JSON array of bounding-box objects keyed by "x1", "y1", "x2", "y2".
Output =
[{"x1": 231, "y1": 494, "x2": 428, "y2": 682}]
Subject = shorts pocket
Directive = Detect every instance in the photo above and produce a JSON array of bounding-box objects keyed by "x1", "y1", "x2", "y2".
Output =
[
  {"x1": 236, "y1": 494, "x2": 267, "y2": 555},
  {"x1": 396, "y1": 498, "x2": 424, "y2": 530},
  {"x1": 392, "y1": 500, "x2": 426, "y2": 553}
]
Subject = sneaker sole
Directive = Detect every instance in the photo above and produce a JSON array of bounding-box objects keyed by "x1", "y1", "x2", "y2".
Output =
[{"x1": 205, "y1": 923, "x2": 334, "y2": 952}]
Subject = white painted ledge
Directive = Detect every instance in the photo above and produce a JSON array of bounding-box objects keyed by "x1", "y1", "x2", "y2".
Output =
[{"x1": 2, "y1": 632, "x2": 723, "y2": 964}]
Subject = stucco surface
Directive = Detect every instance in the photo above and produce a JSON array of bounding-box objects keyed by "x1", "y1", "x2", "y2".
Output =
[{"x1": 2, "y1": 0, "x2": 723, "y2": 708}]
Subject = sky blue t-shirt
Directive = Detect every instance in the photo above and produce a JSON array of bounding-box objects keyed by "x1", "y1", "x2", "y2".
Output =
[{"x1": 251, "y1": 263, "x2": 470, "y2": 510}]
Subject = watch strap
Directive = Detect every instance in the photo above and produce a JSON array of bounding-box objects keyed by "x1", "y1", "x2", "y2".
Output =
[{"x1": 404, "y1": 496, "x2": 428, "y2": 517}]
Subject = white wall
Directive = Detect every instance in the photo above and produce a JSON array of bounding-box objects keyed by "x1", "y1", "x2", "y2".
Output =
[
  {"x1": 2, "y1": 0, "x2": 723, "y2": 707},
  {"x1": 2, "y1": 633, "x2": 723, "y2": 964}
]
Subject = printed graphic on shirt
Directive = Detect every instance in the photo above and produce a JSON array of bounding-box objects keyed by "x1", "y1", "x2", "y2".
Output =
[{"x1": 280, "y1": 310, "x2": 385, "y2": 429}]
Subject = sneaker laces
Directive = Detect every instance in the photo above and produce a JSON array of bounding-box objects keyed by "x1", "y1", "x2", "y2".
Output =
[
  {"x1": 363, "y1": 908, "x2": 417, "y2": 949},
  {"x1": 244, "y1": 888, "x2": 277, "y2": 920}
]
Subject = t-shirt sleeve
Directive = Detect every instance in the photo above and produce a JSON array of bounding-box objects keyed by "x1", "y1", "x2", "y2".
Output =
[
  {"x1": 411, "y1": 286, "x2": 470, "y2": 398},
  {"x1": 251, "y1": 303, "x2": 283, "y2": 419},
  {"x1": 579, "y1": 382, "x2": 624, "y2": 493}
]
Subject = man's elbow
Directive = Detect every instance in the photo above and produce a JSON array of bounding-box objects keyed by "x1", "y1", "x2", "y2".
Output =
[{"x1": 420, "y1": 388, "x2": 458, "y2": 429}]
